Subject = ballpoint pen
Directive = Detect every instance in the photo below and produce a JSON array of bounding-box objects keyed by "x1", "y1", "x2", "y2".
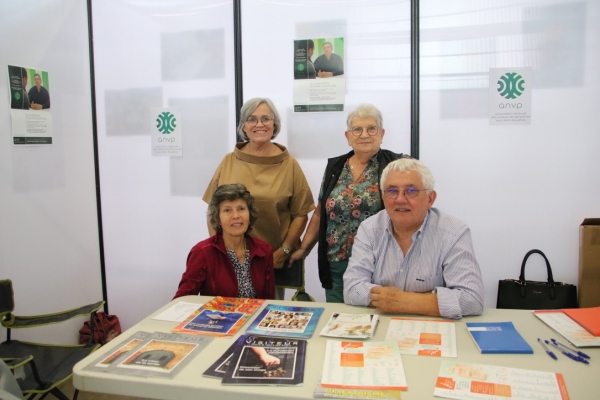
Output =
[
  {"x1": 551, "y1": 338, "x2": 591, "y2": 360},
  {"x1": 538, "y1": 338, "x2": 557, "y2": 360},
  {"x1": 545, "y1": 340, "x2": 589, "y2": 365}
]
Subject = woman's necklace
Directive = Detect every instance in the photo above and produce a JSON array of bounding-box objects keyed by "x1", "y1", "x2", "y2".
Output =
[
  {"x1": 349, "y1": 157, "x2": 369, "y2": 170},
  {"x1": 226, "y1": 240, "x2": 247, "y2": 263}
]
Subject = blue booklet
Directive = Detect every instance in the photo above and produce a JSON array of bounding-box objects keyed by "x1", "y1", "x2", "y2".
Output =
[
  {"x1": 466, "y1": 321, "x2": 533, "y2": 354},
  {"x1": 245, "y1": 304, "x2": 325, "y2": 339}
]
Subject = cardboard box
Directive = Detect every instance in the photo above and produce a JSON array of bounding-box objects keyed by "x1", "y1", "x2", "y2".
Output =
[{"x1": 579, "y1": 219, "x2": 600, "y2": 308}]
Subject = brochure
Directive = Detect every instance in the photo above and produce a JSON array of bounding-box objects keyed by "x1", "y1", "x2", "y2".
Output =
[
  {"x1": 314, "y1": 373, "x2": 401, "y2": 399},
  {"x1": 465, "y1": 322, "x2": 533, "y2": 354},
  {"x1": 385, "y1": 317, "x2": 457, "y2": 357},
  {"x1": 221, "y1": 334, "x2": 306, "y2": 386},
  {"x1": 173, "y1": 297, "x2": 264, "y2": 337},
  {"x1": 319, "y1": 313, "x2": 379, "y2": 339},
  {"x1": 434, "y1": 360, "x2": 570, "y2": 400},
  {"x1": 321, "y1": 340, "x2": 408, "y2": 391},
  {"x1": 561, "y1": 307, "x2": 600, "y2": 336},
  {"x1": 244, "y1": 304, "x2": 324, "y2": 339},
  {"x1": 533, "y1": 310, "x2": 600, "y2": 347},
  {"x1": 84, "y1": 331, "x2": 213, "y2": 378}
]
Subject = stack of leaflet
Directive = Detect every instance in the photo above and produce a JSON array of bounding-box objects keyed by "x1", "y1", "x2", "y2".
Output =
[
  {"x1": 385, "y1": 318, "x2": 457, "y2": 357},
  {"x1": 319, "y1": 312, "x2": 379, "y2": 339},
  {"x1": 533, "y1": 307, "x2": 600, "y2": 347},
  {"x1": 317, "y1": 340, "x2": 408, "y2": 397},
  {"x1": 434, "y1": 360, "x2": 570, "y2": 400}
]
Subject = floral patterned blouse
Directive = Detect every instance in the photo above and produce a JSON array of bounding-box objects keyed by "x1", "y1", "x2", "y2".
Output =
[{"x1": 318, "y1": 155, "x2": 382, "y2": 262}]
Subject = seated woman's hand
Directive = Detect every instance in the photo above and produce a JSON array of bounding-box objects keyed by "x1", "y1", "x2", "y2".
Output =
[{"x1": 273, "y1": 247, "x2": 287, "y2": 269}]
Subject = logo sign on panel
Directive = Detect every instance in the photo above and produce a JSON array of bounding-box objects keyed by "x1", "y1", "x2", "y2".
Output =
[
  {"x1": 489, "y1": 68, "x2": 532, "y2": 126},
  {"x1": 151, "y1": 107, "x2": 182, "y2": 156}
]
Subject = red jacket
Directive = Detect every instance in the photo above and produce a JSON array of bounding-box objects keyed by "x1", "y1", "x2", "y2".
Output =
[{"x1": 174, "y1": 234, "x2": 275, "y2": 300}]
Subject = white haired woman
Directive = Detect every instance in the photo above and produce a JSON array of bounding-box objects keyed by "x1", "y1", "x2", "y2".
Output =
[
  {"x1": 203, "y1": 98, "x2": 315, "y2": 299},
  {"x1": 290, "y1": 104, "x2": 407, "y2": 303}
]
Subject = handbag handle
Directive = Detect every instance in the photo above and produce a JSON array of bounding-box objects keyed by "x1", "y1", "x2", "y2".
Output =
[{"x1": 519, "y1": 249, "x2": 555, "y2": 283}]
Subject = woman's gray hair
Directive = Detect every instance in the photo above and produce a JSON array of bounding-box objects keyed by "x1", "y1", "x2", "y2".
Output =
[
  {"x1": 207, "y1": 183, "x2": 259, "y2": 234},
  {"x1": 380, "y1": 158, "x2": 435, "y2": 192},
  {"x1": 346, "y1": 103, "x2": 384, "y2": 131},
  {"x1": 236, "y1": 98, "x2": 282, "y2": 141}
]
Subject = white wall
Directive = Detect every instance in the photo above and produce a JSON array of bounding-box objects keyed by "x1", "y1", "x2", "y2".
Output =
[
  {"x1": 0, "y1": 0, "x2": 103, "y2": 343},
  {"x1": 91, "y1": 0, "x2": 237, "y2": 329},
  {"x1": 420, "y1": 0, "x2": 600, "y2": 308}
]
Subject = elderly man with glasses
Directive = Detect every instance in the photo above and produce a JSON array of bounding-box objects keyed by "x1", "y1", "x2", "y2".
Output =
[{"x1": 343, "y1": 158, "x2": 484, "y2": 319}]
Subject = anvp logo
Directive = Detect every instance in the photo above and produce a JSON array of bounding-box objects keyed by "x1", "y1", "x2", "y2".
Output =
[
  {"x1": 156, "y1": 111, "x2": 176, "y2": 134},
  {"x1": 497, "y1": 72, "x2": 525, "y2": 99}
]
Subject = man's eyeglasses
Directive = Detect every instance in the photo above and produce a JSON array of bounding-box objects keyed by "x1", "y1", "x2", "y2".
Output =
[
  {"x1": 350, "y1": 125, "x2": 378, "y2": 136},
  {"x1": 383, "y1": 187, "x2": 425, "y2": 199},
  {"x1": 246, "y1": 116, "x2": 273, "y2": 126}
]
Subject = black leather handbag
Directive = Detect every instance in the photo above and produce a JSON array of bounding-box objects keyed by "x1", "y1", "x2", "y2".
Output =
[{"x1": 496, "y1": 249, "x2": 578, "y2": 310}]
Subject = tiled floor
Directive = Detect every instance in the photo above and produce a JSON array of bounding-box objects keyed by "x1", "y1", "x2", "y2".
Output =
[{"x1": 57, "y1": 377, "x2": 149, "y2": 400}]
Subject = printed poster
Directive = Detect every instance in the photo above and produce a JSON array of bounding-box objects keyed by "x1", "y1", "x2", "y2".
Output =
[
  {"x1": 293, "y1": 38, "x2": 345, "y2": 112},
  {"x1": 7, "y1": 65, "x2": 53, "y2": 145},
  {"x1": 151, "y1": 107, "x2": 182, "y2": 156},
  {"x1": 489, "y1": 67, "x2": 532, "y2": 125}
]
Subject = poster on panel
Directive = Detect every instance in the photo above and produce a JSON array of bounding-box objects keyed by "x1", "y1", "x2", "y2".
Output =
[
  {"x1": 489, "y1": 67, "x2": 532, "y2": 125},
  {"x1": 293, "y1": 38, "x2": 345, "y2": 113},
  {"x1": 7, "y1": 65, "x2": 53, "y2": 145},
  {"x1": 151, "y1": 107, "x2": 182, "y2": 156}
]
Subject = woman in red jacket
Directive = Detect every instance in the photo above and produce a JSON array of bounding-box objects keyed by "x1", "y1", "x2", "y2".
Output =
[{"x1": 174, "y1": 184, "x2": 275, "y2": 299}]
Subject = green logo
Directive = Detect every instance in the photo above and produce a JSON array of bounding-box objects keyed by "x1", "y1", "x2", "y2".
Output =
[
  {"x1": 297, "y1": 64, "x2": 305, "y2": 72},
  {"x1": 14, "y1": 92, "x2": 21, "y2": 101},
  {"x1": 497, "y1": 72, "x2": 525, "y2": 99},
  {"x1": 156, "y1": 111, "x2": 176, "y2": 134}
]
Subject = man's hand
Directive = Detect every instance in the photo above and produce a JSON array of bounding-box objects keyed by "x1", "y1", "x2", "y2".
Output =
[
  {"x1": 30, "y1": 102, "x2": 42, "y2": 110},
  {"x1": 317, "y1": 70, "x2": 333, "y2": 78},
  {"x1": 370, "y1": 286, "x2": 406, "y2": 313},
  {"x1": 370, "y1": 286, "x2": 441, "y2": 316}
]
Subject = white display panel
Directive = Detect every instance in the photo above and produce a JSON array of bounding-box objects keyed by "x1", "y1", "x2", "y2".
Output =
[
  {"x1": 420, "y1": 0, "x2": 600, "y2": 308},
  {"x1": 0, "y1": 0, "x2": 103, "y2": 343},
  {"x1": 242, "y1": 0, "x2": 412, "y2": 301},
  {"x1": 92, "y1": 0, "x2": 236, "y2": 328}
]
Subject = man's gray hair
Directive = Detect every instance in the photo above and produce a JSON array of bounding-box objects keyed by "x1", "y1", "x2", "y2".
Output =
[
  {"x1": 380, "y1": 158, "x2": 435, "y2": 192},
  {"x1": 207, "y1": 183, "x2": 259, "y2": 234},
  {"x1": 237, "y1": 98, "x2": 282, "y2": 141},
  {"x1": 346, "y1": 103, "x2": 384, "y2": 131}
]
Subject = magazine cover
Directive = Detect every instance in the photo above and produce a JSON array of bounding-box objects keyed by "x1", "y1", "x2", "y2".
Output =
[
  {"x1": 84, "y1": 331, "x2": 151, "y2": 372},
  {"x1": 222, "y1": 335, "x2": 306, "y2": 386},
  {"x1": 244, "y1": 304, "x2": 324, "y2": 339},
  {"x1": 84, "y1": 331, "x2": 213, "y2": 378},
  {"x1": 320, "y1": 313, "x2": 379, "y2": 339},
  {"x1": 173, "y1": 297, "x2": 264, "y2": 337}
]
